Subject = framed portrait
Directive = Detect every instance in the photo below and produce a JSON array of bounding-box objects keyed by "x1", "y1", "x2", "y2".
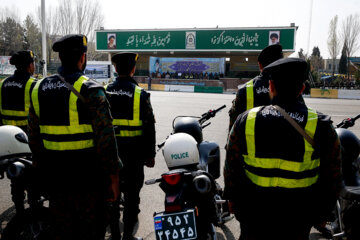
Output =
[
  {"x1": 269, "y1": 31, "x2": 280, "y2": 45},
  {"x1": 107, "y1": 33, "x2": 116, "y2": 49}
]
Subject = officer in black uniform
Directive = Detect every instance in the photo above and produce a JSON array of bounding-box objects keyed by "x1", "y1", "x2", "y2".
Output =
[
  {"x1": 0, "y1": 50, "x2": 36, "y2": 132},
  {"x1": 224, "y1": 58, "x2": 342, "y2": 240},
  {"x1": 228, "y1": 44, "x2": 283, "y2": 131},
  {"x1": 106, "y1": 52, "x2": 156, "y2": 240},
  {"x1": 0, "y1": 50, "x2": 37, "y2": 214},
  {"x1": 28, "y1": 34, "x2": 122, "y2": 240}
]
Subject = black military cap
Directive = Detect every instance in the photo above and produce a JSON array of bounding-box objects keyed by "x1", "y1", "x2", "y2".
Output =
[
  {"x1": 263, "y1": 58, "x2": 307, "y2": 83},
  {"x1": 111, "y1": 52, "x2": 139, "y2": 68},
  {"x1": 9, "y1": 50, "x2": 35, "y2": 66},
  {"x1": 258, "y1": 44, "x2": 283, "y2": 67},
  {"x1": 52, "y1": 34, "x2": 88, "y2": 53}
]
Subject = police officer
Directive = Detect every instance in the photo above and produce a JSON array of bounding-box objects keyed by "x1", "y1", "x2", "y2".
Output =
[
  {"x1": 0, "y1": 50, "x2": 36, "y2": 132},
  {"x1": 0, "y1": 51, "x2": 37, "y2": 215},
  {"x1": 224, "y1": 58, "x2": 342, "y2": 240},
  {"x1": 28, "y1": 34, "x2": 122, "y2": 240},
  {"x1": 228, "y1": 44, "x2": 283, "y2": 131},
  {"x1": 106, "y1": 52, "x2": 156, "y2": 240}
]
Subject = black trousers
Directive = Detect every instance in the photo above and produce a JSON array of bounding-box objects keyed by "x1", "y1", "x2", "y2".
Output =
[{"x1": 120, "y1": 158, "x2": 145, "y2": 238}]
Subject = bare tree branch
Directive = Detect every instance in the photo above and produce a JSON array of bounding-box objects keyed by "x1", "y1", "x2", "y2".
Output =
[
  {"x1": 327, "y1": 15, "x2": 341, "y2": 75},
  {"x1": 341, "y1": 14, "x2": 360, "y2": 79}
]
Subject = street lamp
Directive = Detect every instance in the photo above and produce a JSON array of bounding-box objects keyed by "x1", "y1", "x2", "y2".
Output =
[{"x1": 41, "y1": 0, "x2": 47, "y2": 77}]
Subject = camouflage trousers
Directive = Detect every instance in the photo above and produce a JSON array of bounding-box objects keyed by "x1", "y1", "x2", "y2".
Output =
[{"x1": 49, "y1": 190, "x2": 107, "y2": 240}]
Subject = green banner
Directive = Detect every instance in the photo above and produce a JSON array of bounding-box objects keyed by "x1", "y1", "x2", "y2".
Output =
[
  {"x1": 194, "y1": 86, "x2": 224, "y2": 93},
  {"x1": 96, "y1": 28, "x2": 295, "y2": 51}
]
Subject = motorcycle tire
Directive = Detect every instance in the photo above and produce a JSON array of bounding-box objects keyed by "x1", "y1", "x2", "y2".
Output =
[{"x1": 1, "y1": 207, "x2": 52, "y2": 240}]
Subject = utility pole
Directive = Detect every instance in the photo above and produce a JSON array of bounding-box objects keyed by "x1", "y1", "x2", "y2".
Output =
[
  {"x1": 41, "y1": 0, "x2": 47, "y2": 77},
  {"x1": 306, "y1": 0, "x2": 313, "y2": 56}
]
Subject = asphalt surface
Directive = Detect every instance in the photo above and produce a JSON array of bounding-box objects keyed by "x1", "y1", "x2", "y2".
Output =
[{"x1": 1, "y1": 91, "x2": 359, "y2": 240}]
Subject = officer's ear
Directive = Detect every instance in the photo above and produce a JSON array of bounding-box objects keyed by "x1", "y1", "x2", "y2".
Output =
[
  {"x1": 269, "y1": 80, "x2": 277, "y2": 99},
  {"x1": 130, "y1": 66, "x2": 136, "y2": 77},
  {"x1": 298, "y1": 83, "x2": 306, "y2": 96},
  {"x1": 258, "y1": 62, "x2": 264, "y2": 72}
]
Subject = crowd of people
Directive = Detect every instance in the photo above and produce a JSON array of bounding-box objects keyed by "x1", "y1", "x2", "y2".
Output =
[
  {"x1": 314, "y1": 75, "x2": 360, "y2": 89},
  {"x1": 0, "y1": 37, "x2": 342, "y2": 240},
  {"x1": 151, "y1": 71, "x2": 224, "y2": 80}
]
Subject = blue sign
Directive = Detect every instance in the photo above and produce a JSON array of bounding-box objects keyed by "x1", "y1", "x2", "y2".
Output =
[{"x1": 150, "y1": 57, "x2": 225, "y2": 74}]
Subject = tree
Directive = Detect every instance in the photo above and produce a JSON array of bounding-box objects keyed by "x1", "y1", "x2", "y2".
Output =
[
  {"x1": 57, "y1": 0, "x2": 74, "y2": 35},
  {"x1": 74, "y1": 0, "x2": 104, "y2": 42},
  {"x1": 0, "y1": 17, "x2": 24, "y2": 56},
  {"x1": 23, "y1": 15, "x2": 42, "y2": 59},
  {"x1": 73, "y1": 0, "x2": 104, "y2": 60},
  {"x1": 327, "y1": 15, "x2": 341, "y2": 75},
  {"x1": 341, "y1": 14, "x2": 360, "y2": 79},
  {"x1": 0, "y1": 6, "x2": 21, "y2": 23},
  {"x1": 39, "y1": 0, "x2": 105, "y2": 62},
  {"x1": 298, "y1": 48, "x2": 306, "y2": 59},
  {"x1": 310, "y1": 46, "x2": 324, "y2": 72},
  {"x1": 339, "y1": 43, "x2": 348, "y2": 74}
]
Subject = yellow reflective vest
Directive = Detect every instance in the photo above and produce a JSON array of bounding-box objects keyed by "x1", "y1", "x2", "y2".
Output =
[
  {"x1": 0, "y1": 77, "x2": 35, "y2": 127},
  {"x1": 106, "y1": 85, "x2": 143, "y2": 137},
  {"x1": 31, "y1": 75, "x2": 94, "y2": 151},
  {"x1": 243, "y1": 106, "x2": 320, "y2": 188},
  {"x1": 245, "y1": 79, "x2": 254, "y2": 110}
]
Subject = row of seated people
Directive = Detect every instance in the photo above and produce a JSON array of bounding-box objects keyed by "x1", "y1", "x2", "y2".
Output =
[{"x1": 151, "y1": 71, "x2": 224, "y2": 80}]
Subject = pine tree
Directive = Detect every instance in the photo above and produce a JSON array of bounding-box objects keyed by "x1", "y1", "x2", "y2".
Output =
[{"x1": 339, "y1": 44, "x2": 348, "y2": 74}]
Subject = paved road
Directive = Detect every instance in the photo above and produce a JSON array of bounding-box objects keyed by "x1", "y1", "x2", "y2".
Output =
[{"x1": 1, "y1": 91, "x2": 359, "y2": 239}]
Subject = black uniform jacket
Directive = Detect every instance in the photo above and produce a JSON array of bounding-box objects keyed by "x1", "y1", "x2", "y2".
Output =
[
  {"x1": 0, "y1": 70, "x2": 36, "y2": 131},
  {"x1": 228, "y1": 73, "x2": 270, "y2": 131},
  {"x1": 106, "y1": 76, "x2": 156, "y2": 163},
  {"x1": 224, "y1": 97, "x2": 342, "y2": 224},
  {"x1": 29, "y1": 67, "x2": 121, "y2": 191}
]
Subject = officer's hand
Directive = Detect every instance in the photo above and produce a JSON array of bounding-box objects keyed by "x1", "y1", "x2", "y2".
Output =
[
  {"x1": 145, "y1": 158, "x2": 155, "y2": 168},
  {"x1": 108, "y1": 173, "x2": 120, "y2": 202}
]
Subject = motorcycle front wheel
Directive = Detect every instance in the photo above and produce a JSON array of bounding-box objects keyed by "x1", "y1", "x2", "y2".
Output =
[{"x1": 1, "y1": 207, "x2": 52, "y2": 240}]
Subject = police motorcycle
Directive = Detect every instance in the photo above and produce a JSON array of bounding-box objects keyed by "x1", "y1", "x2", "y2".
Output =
[
  {"x1": 317, "y1": 114, "x2": 360, "y2": 240},
  {"x1": 145, "y1": 105, "x2": 233, "y2": 240},
  {"x1": 0, "y1": 125, "x2": 51, "y2": 240}
]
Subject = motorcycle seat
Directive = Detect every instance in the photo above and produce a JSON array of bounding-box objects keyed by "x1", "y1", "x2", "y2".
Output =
[{"x1": 340, "y1": 186, "x2": 360, "y2": 200}]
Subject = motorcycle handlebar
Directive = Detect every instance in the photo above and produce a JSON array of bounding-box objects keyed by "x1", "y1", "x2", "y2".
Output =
[
  {"x1": 157, "y1": 105, "x2": 226, "y2": 151},
  {"x1": 198, "y1": 105, "x2": 226, "y2": 125},
  {"x1": 336, "y1": 114, "x2": 360, "y2": 129}
]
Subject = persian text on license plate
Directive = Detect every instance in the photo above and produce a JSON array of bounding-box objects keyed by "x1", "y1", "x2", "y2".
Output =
[{"x1": 154, "y1": 209, "x2": 197, "y2": 240}]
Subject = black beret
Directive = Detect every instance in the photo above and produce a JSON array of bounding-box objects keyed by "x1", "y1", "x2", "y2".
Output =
[
  {"x1": 263, "y1": 58, "x2": 308, "y2": 84},
  {"x1": 111, "y1": 52, "x2": 139, "y2": 68},
  {"x1": 258, "y1": 44, "x2": 283, "y2": 67},
  {"x1": 53, "y1": 34, "x2": 88, "y2": 53},
  {"x1": 9, "y1": 50, "x2": 35, "y2": 66}
]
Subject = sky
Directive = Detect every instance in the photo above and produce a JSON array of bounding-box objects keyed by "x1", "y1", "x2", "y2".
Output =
[{"x1": 1, "y1": 0, "x2": 360, "y2": 59}]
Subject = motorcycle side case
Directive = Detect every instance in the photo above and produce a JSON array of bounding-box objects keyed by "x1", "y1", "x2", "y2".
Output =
[{"x1": 198, "y1": 141, "x2": 220, "y2": 179}]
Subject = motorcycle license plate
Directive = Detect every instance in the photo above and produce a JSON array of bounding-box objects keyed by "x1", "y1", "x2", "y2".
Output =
[{"x1": 154, "y1": 209, "x2": 197, "y2": 240}]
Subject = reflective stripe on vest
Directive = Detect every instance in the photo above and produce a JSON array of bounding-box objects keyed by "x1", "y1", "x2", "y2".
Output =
[
  {"x1": 32, "y1": 76, "x2": 94, "y2": 150},
  {"x1": 246, "y1": 79, "x2": 254, "y2": 110},
  {"x1": 112, "y1": 86, "x2": 143, "y2": 137},
  {"x1": 0, "y1": 77, "x2": 35, "y2": 126},
  {"x1": 243, "y1": 106, "x2": 320, "y2": 188}
]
